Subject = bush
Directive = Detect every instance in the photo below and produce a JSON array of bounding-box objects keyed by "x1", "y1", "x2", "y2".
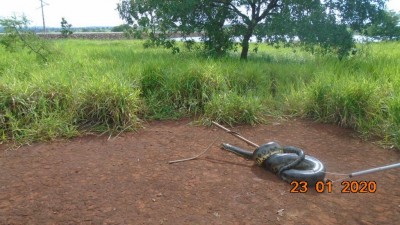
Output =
[
  {"x1": 0, "y1": 77, "x2": 142, "y2": 143},
  {"x1": 75, "y1": 81, "x2": 142, "y2": 131},
  {"x1": 140, "y1": 63, "x2": 226, "y2": 119},
  {"x1": 303, "y1": 78, "x2": 384, "y2": 135},
  {"x1": 204, "y1": 92, "x2": 266, "y2": 126},
  {"x1": 0, "y1": 82, "x2": 77, "y2": 142}
]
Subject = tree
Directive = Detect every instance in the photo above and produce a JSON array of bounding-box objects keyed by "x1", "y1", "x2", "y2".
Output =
[
  {"x1": 188, "y1": 1, "x2": 235, "y2": 56},
  {"x1": 117, "y1": 0, "x2": 387, "y2": 59},
  {"x1": 111, "y1": 24, "x2": 131, "y2": 32},
  {"x1": 176, "y1": 0, "x2": 237, "y2": 56},
  {"x1": 117, "y1": 0, "x2": 168, "y2": 44},
  {"x1": 117, "y1": 0, "x2": 235, "y2": 55},
  {"x1": 60, "y1": 17, "x2": 73, "y2": 38},
  {"x1": 366, "y1": 10, "x2": 400, "y2": 41},
  {"x1": 0, "y1": 15, "x2": 52, "y2": 62}
]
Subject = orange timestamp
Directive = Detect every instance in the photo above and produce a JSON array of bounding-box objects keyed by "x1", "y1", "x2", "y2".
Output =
[{"x1": 290, "y1": 180, "x2": 377, "y2": 193}]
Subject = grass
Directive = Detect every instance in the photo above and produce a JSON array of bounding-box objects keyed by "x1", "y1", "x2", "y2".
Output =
[{"x1": 0, "y1": 39, "x2": 399, "y2": 149}]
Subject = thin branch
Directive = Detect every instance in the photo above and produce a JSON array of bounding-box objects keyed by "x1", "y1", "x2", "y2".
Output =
[
  {"x1": 229, "y1": 2, "x2": 251, "y2": 24},
  {"x1": 12, "y1": 26, "x2": 48, "y2": 62},
  {"x1": 256, "y1": 0, "x2": 262, "y2": 16},
  {"x1": 214, "y1": 0, "x2": 252, "y2": 24},
  {"x1": 250, "y1": 1, "x2": 256, "y2": 21},
  {"x1": 168, "y1": 137, "x2": 219, "y2": 164},
  {"x1": 257, "y1": 0, "x2": 279, "y2": 22}
]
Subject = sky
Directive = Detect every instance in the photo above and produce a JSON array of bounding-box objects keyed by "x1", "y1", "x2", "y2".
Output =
[
  {"x1": 0, "y1": 0, "x2": 400, "y2": 28},
  {"x1": 0, "y1": 0, "x2": 125, "y2": 27}
]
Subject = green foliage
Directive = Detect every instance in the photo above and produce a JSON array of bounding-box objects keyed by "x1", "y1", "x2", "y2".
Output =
[
  {"x1": 60, "y1": 17, "x2": 73, "y2": 38},
  {"x1": 140, "y1": 62, "x2": 226, "y2": 119},
  {"x1": 0, "y1": 82, "x2": 78, "y2": 143},
  {"x1": 304, "y1": 79, "x2": 383, "y2": 131},
  {"x1": 117, "y1": 0, "x2": 170, "y2": 48},
  {"x1": 117, "y1": 0, "x2": 387, "y2": 59},
  {"x1": 0, "y1": 79, "x2": 142, "y2": 143},
  {"x1": 288, "y1": 43, "x2": 400, "y2": 148},
  {"x1": 111, "y1": 24, "x2": 131, "y2": 32},
  {"x1": 122, "y1": 26, "x2": 144, "y2": 39},
  {"x1": 1, "y1": 39, "x2": 400, "y2": 149},
  {"x1": 387, "y1": 97, "x2": 400, "y2": 147},
  {"x1": 74, "y1": 81, "x2": 142, "y2": 131},
  {"x1": 280, "y1": 3, "x2": 355, "y2": 59},
  {"x1": 116, "y1": 0, "x2": 242, "y2": 57},
  {"x1": 0, "y1": 15, "x2": 53, "y2": 62},
  {"x1": 204, "y1": 92, "x2": 266, "y2": 126},
  {"x1": 365, "y1": 10, "x2": 400, "y2": 41}
]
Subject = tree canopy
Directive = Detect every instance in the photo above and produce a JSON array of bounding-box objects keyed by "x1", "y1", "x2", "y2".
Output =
[
  {"x1": 117, "y1": 0, "x2": 388, "y2": 59},
  {"x1": 366, "y1": 10, "x2": 400, "y2": 41}
]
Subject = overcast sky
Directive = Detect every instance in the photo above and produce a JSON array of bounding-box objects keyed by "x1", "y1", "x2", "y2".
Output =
[
  {"x1": 0, "y1": 0, "x2": 124, "y2": 27},
  {"x1": 0, "y1": 0, "x2": 400, "y2": 28}
]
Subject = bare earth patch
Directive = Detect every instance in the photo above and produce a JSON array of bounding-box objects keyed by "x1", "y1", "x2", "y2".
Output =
[{"x1": 1, "y1": 119, "x2": 399, "y2": 225}]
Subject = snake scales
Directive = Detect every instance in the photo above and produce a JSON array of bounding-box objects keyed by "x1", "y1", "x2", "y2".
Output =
[{"x1": 222, "y1": 142, "x2": 326, "y2": 186}]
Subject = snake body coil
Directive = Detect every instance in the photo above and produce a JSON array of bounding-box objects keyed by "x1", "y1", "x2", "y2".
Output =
[{"x1": 222, "y1": 142, "x2": 325, "y2": 186}]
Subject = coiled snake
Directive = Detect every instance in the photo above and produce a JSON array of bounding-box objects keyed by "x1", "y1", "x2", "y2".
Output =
[{"x1": 222, "y1": 142, "x2": 326, "y2": 186}]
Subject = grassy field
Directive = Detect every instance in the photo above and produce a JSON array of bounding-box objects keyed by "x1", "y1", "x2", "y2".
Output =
[{"x1": 0, "y1": 39, "x2": 399, "y2": 148}]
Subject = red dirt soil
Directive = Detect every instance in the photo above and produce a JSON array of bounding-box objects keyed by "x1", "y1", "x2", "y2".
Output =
[{"x1": 1, "y1": 119, "x2": 399, "y2": 225}]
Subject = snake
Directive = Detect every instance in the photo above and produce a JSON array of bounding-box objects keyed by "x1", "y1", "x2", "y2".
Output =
[{"x1": 222, "y1": 142, "x2": 326, "y2": 186}]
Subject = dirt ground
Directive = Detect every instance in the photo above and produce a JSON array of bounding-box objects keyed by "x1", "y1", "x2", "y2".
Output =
[{"x1": 1, "y1": 119, "x2": 399, "y2": 225}]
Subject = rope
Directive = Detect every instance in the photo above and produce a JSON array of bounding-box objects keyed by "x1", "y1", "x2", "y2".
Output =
[
  {"x1": 321, "y1": 171, "x2": 350, "y2": 183},
  {"x1": 329, "y1": 176, "x2": 351, "y2": 183},
  {"x1": 323, "y1": 171, "x2": 349, "y2": 176}
]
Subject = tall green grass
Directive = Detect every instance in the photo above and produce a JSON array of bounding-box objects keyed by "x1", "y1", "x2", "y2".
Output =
[
  {"x1": 0, "y1": 39, "x2": 399, "y2": 148},
  {"x1": 296, "y1": 42, "x2": 400, "y2": 147}
]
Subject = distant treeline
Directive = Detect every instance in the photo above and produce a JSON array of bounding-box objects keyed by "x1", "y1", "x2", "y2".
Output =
[
  {"x1": 0, "y1": 26, "x2": 115, "y2": 33},
  {"x1": 37, "y1": 32, "x2": 126, "y2": 40}
]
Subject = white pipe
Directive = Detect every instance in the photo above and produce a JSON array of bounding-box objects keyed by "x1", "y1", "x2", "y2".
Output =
[{"x1": 349, "y1": 162, "x2": 400, "y2": 178}]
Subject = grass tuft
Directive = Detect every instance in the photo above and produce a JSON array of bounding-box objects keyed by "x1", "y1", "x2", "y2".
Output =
[
  {"x1": 204, "y1": 92, "x2": 267, "y2": 126},
  {"x1": 74, "y1": 80, "x2": 142, "y2": 131},
  {"x1": 1, "y1": 39, "x2": 400, "y2": 149}
]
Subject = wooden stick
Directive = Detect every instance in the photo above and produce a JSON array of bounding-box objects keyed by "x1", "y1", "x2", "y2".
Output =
[{"x1": 212, "y1": 121, "x2": 259, "y2": 148}]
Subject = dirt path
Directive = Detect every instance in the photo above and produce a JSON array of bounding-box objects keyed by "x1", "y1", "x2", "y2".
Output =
[{"x1": 1, "y1": 119, "x2": 399, "y2": 225}]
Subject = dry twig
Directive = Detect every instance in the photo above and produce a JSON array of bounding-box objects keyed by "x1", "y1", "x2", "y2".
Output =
[{"x1": 168, "y1": 137, "x2": 219, "y2": 164}]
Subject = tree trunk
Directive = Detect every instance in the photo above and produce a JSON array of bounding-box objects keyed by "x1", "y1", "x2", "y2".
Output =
[
  {"x1": 241, "y1": 23, "x2": 255, "y2": 60},
  {"x1": 240, "y1": 33, "x2": 251, "y2": 60}
]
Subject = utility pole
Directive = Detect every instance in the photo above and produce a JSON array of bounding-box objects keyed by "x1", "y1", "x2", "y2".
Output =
[{"x1": 39, "y1": 0, "x2": 48, "y2": 33}]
